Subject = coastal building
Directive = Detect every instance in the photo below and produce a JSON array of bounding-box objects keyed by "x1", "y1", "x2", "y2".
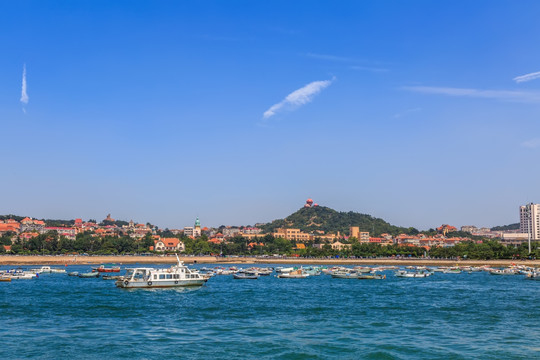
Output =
[
  {"x1": 331, "y1": 241, "x2": 352, "y2": 250},
  {"x1": 184, "y1": 227, "x2": 194, "y2": 237},
  {"x1": 194, "y1": 217, "x2": 201, "y2": 237},
  {"x1": 520, "y1": 203, "x2": 540, "y2": 241},
  {"x1": 20, "y1": 218, "x2": 45, "y2": 233},
  {"x1": 184, "y1": 218, "x2": 202, "y2": 238},
  {"x1": 44, "y1": 226, "x2": 77, "y2": 240},
  {"x1": 222, "y1": 227, "x2": 241, "y2": 238},
  {"x1": 349, "y1": 226, "x2": 359, "y2": 239},
  {"x1": 437, "y1": 224, "x2": 457, "y2": 235},
  {"x1": 273, "y1": 228, "x2": 312, "y2": 242},
  {"x1": 0, "y1": 219, "x2": 20, "y2": 234},
  {"x1": 461, "y1": 225, "x2": 477, "y2": 233},
  {"x1": 359, "y1": 232, "x2": 370, "y2": 243},
  {"x1": 154, "y1": 238, "x2": 185, "y2": 252},
  {"x1": 241, "y1": 227, "x2": 262, "y2": 235}
]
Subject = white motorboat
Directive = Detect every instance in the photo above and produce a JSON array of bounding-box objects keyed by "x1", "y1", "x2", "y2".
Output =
[
  {"x1": 30, "y1": 266, "x2": 66, "y2": 274},
  {"x1": 116, "y1": 254, "x2": 207, "y2": 288},
  {"x1": 277, "y1": 269, "x2": 309, "y2": 278},
  {"x1": 395, "y1": 270, "x2": 432, "y2": 278},
  {"x1": 2, "y1": 269, "x2": 37, "y2": 280}
]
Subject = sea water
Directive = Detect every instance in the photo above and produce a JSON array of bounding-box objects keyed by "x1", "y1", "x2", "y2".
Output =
[{"x1": 0, "y1": 264, "x2": 539, "y2": 359}]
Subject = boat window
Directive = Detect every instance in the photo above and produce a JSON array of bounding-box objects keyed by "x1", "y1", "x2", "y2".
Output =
[
  {"x1": 153, "y1": 275, "x2": 157, "y2": 280},
  {"x1": 159, "y1": 274, "x2": 165, "y2": 280},
  {"x1": 166, "y1": 274, "x2": 172, "y2": 279},
  {"x1": 134, "y1": 270, "x2": 145, "y2": 280},
  {"x1": 174, "y1": 274, "x2": 179, "y2": 279}
]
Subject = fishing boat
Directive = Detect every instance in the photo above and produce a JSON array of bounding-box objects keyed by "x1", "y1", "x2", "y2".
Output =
[
  {"x1": 30, "y1": 266, "x2": 66, "y2": 274},
  {"x1": 116, "y1": 254, "x2": 206, "y2": 288},
  {"x1": 93, "y1": 264, "x2": 121, "y2": 273},
  {"x1": 3, "y1": 269, "x2": 37, "y2": 279},
  {"x1": 353, "y1": 266, "x2": 372, "y2": 273},
  {"x1": 489, "y1": 269, "x2": 516, "y2": 276},
  {"x1": 233, "y1": 273, "x2": 258, "y2": 279},
  {"x1": 78, "y1": 272, "x2": 100, "y2": 278},
  {"x1": 331, "y1": 271, "x2": 359, "y2": 279},
  {"x1": 443, "y1": 268, "x2": 461, "y2": 274},
  {"x1": 68, "y1": 271, "x2": 80, "y2": 277},
  {"x1": 358, "y1": 274, "x2": 386, "y2": 280},
  {"x1": 277, "y1": 269, "x2": 309, "y2": 278},
  {"x1": 525, "y1": 272, "x2": 540, "y2": 280},
  {"x1": 102, "y1": 275, "x2": 123, "y2": 280},
  {"x1": 395, "y1": 270, "x2": 431, "y2": 278},
  {"x1": 0, "y1": 276, "x2": 12, "y2": 282}
]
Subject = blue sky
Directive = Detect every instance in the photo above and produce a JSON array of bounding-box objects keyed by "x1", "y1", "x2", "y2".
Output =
[{"x1": 1, "y1": 1, "x2": 540, "y2": 230}]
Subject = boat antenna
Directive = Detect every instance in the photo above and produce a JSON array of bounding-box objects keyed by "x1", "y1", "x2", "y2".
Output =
[{"x1": 175, "y1": 253, "x2": 181, "y2": 265}]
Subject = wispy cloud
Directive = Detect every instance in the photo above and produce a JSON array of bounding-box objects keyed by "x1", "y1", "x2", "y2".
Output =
[
  {"x1": 513, "y1": 71, "x2": 540, "y2": 83},
  {"x1": 263, "y1": 78, "x2": 335, "y2": 119},
  {"x1": 522, "y1": 138, "x2": 540, "y2": 149},
  {"x1": 403, "y1": 86, "x2": 540, "y2": 103},
  {"x1": 20, "y1": 64, "x2": 29, "y2": 105}
]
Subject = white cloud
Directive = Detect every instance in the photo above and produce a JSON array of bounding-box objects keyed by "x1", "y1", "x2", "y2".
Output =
[
  {"x1": 513, "y1": 71, "x2": 540, "y2": 83},
  {"x1": 403, "y1": 86, "x2": 540, "y2": 103},
  {"x1": 522, "y1": 138, "x2": 540, "y2": 149},
  {"x1": 263, "y1": 78, "x2": 334, "y2": 119},
  {"x1": 20, "y1": 64, "x2": 28, "y2": 105}
]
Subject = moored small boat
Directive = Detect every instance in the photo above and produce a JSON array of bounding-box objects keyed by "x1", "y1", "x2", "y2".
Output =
[
  {"x1": 277, "y1": 269, "x2": 309, "y2": 278},
  {"x1": 102, "y1": 275, "x2": 123, "y2": 280},
  {"x1": 78, "y1": 272, "x2": 100, "y2": 278},
  {"x1": 93, "y1": 264, "x2": 121, "y2": 273},
  {"x1": 233, "y1": 273, "x2": 258, "y2": 279},
  {"x1": 395, "y1": 270, "x2": 431, "y2": 278},
  {"x1": 358, "y1": 274, "x2": 386, "y2": 280}
]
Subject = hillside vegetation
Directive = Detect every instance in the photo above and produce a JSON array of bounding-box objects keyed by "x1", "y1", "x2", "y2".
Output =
[
  {"x1": 491, "y1": 223, "x2": 520, "y2": 231},
  {"x1": 258, "y1": 206, "x2": 419, "y2": 236}
]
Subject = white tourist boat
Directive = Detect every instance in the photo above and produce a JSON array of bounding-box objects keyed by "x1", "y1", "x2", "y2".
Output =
[{"x1": 115, "y1": 255, "x2": 207, "y2": 288}]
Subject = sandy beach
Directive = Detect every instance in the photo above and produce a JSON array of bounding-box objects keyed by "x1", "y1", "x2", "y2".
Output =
[{"x1": 0, "y1": 255, "x2": 538, "y2": 267}]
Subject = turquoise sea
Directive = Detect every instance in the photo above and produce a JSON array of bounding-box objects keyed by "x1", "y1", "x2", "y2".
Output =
[{"x1": 1, "y1": 264, "x2": 539, "y2": 359}]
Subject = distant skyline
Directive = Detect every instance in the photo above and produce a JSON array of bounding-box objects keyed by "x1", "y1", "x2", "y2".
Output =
[{"x1": 1, "y1": 1, "x2": 539, "y2": 230}]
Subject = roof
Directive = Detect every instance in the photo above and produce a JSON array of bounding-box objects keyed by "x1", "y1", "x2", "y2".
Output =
[{"x1": 156, "y1": 238, "x2": 182, "y2": 247}]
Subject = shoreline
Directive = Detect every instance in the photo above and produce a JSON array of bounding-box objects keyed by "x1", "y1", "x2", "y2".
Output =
[{"x1": 0, "y1": 255, "x2": 538, "y2": 267}]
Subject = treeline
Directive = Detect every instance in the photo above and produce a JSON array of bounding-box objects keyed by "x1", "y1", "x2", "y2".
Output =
[
  {"x1": 1, "y1": 231, "x2": 537, "y2": 259},
  {"x1": 0, "y1": 231, "x2": 154, "y2": 255}
]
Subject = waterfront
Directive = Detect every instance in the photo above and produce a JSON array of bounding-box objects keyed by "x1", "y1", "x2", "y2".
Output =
[
  {"x1": 1, "y1": 255, "x2": 539, "y2": 267},
  {"x1": 1, "y1": 264, "x2": 539, "y2": 359}
]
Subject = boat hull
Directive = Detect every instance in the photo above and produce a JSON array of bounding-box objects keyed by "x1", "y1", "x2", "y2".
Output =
[{"x1": 115, "y1": 279, "x2": 205, "y2": 288}]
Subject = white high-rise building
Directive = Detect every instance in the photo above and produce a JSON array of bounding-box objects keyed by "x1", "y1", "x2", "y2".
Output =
[{"x1": 519, "y1": 203, "x2": 540, "y2": 241}]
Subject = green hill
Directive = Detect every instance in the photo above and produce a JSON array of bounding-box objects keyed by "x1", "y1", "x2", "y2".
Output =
[
  {"x1": 258, "y1": 206, "x2": 418, "y2": 237},
  {"x1": 491, "y1": 223, "x2": 520, "y2": 231}
]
